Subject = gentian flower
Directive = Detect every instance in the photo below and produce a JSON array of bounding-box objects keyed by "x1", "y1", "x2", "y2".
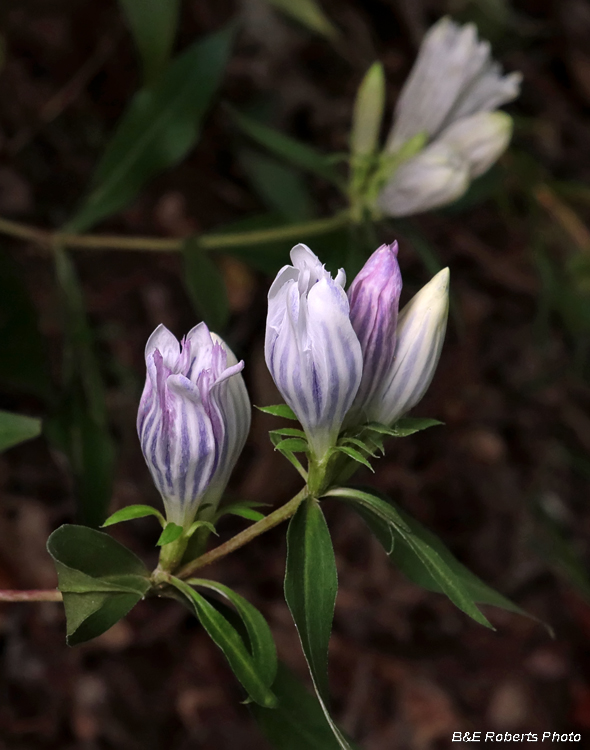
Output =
[
  {"x1": 264, "y1": 244, "x2": 363, "y2": 460},
  {"x1": 378, "y1": 16, "x2": 520, "y2": 217},
  {"x1": 137, "y1": 323, "x2": 250, "y2": 529},
  {"x1": 265, "y1": 243, "x2": 449, "y2": 455}
]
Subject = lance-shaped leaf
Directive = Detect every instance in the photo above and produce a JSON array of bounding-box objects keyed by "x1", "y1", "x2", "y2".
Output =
[
  {"x1": 118, "y1": 0, "x2": 181, "y2": 85},
  {"x1": 170, "y1": 577, "x2": 277, "y2": 708},
  {"x1": 284, "y1": 498, "x2": 353, "y2": 750},
  {"x1": 341, "y1": 488, "x2": 550, "y2": 632},
  {"x1": 188, "y1": 578, "x2": 278, "y2": 687},
  {"x1": 256, "y1": 403, "x2": 298, "y2": 420},
  {"x1": 69, "y1": 24, "x2": 235, "y2": 232},
  {"x1": 229, "y1": 107, "x2": 343, "y2": 188},
  {"x1": 47, "y1": 525, "x2": 151, "y2": 646},
  {"x1": 0, "y1": 410, "x2": 41, "y2": 453},
  {"x1": 251, "y1": 662, "x2": 361, "y2": 750}
]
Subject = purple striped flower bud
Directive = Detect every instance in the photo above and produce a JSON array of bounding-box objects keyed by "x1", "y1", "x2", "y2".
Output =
[
  {"x1": 265, "y1": 243, "x2": 363, "y2": 459},
  {"x1": 368, "y1": 268, "x2": 449, "y2": 426},
  {"x1": 345, "y1": 243, "x2": 403, "y2": 425},
  {"x1": 137, "y1": 323, "x2": 251, "y2": 528}
]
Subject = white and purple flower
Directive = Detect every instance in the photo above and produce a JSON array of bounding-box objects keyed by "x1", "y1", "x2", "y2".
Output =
[
  {"x1": 265, "y1": 243, "x2": 449, "y2": 456},
  {"x1": 137, "y1": 323, "x2": 250, "y2": 528}
]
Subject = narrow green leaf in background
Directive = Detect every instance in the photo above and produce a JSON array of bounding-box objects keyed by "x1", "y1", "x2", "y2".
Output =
[
  {"x1": 217, "y1": 501, "x2": 268, "y2": 522},
  {"x1": 188, "y1": 578, "x2": 278, "y2": 687},
  {"x1": 251, "y1": 663, "x2": 361, "y2": 750},
  {"x1": 239, "y1": 149, "x2": 314, "y2": 222},
  {"x1": 0, "y1": 410, "x2": 42, "y2": 452},
  {"x1": 118, "y1": 0, "x2": 181, "y2": 85},
  {"x1": 47, "y1": 524, "x2": 151, "y2": 645},
  {"x1": 183, "y1": 239, "x2": 230, "y2": 332},
  {"x1": 102, "y1": 504, "x2": 166, "y2": 528},
  {"x1": 366, "y1": 417, "x2": 443, "y2": 438},
  {"x1": 264, "y1": 0, "x2": 338, "y2": 40},
  {"x1": 49, "y1": 245, "x2": 115, "y2": 528},
  {"x1": 230, "y1": 107, "x2": 343, "y2": 188},
  {"x1": 171, "y1": 577, "x2": 278, "y2": 708},
  {"x1": 69, "y1": 24, "x2": 236, "y2": 232},
  {"x1": 284, "y1": 498, "x2": 352, "y2": 749},
  {"x1": 0, "y1": 249, "x2": 52, "y2": 400}
]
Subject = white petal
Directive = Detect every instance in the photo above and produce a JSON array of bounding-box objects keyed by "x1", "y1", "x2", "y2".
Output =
[
  {"x1": 145, "y1": 324, "x2": 180, "y2": 369},
  {"x1": 378, "y1": 142, "x2": 470, "y2": 217},
  {"x1": 437, "y1": 111, "x2": 513, "y2": 178},
  {"x1": 370, "y1": 268, "x2": 449, "y2": 425},
  {"x1": 387, "y1": 18, "x2": 491, "y2": 150}
]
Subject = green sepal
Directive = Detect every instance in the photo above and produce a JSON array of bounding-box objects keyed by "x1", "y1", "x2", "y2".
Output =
[
  {"x1": 365, "y1": 417, "x2": 443, "y2": 438},
  {"x1": 334, "y1": 445, "x2": 374, "y2": 472},
  {"x1": 216, "y1": 501, "x2": 268, "y2": 523},
  {"x1": 47, "y1": 525, "x2": 151, "y2": 646},
  {"x1": 256, "y1": 403, "x2": 298, "y2": 420},
  {"x1": 269, "y1": 427, "x2": 307, "y2": 440},
  {"x1": 156, "y1": 522, "x2": 184, "y2": 546},
  {"x1": 274, "y1": 438, "x2": 309, "y2": 454},
  {"x1": 102, "y1": 504, "x2": 165, "y2": 528},
  {"x1": 186, "y1": 520, "x2": 218, "y2": 538},
  {"x1": 170, "y1": 577, "x2": 278, "y2": 708}
]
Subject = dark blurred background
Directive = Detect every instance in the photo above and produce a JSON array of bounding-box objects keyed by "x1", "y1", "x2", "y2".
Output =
[{"x1": 2, "y1": 0, "x2": 590, "y2": 747}]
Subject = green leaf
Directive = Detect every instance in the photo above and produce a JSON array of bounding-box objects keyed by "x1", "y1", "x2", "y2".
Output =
[
  {"x1": 0, "y1": 249, "x2": 52, "y2": 400},
  {"x1": 324, "y1": 487, "x2": 410, "y2": 534},
  {"x1": 188, "y1": 578, "x2": 278, "y2": 687},
  {"x1": 256, "y1": 404, "x2": 298, "y2": 420},
  {"x1": 340, "y1": 436, "x2": 379, "y2": 457},
  {"x1": 157, "y1": 522, "x2": 183, "y2": 546},
  {"x1": 274, "y1": 438, "x2": 309, "y2": 454},
  {"x1": 69, "y1": 24, "x2": 236, "y2": 232},
  {"x1": 251, "y1": 663, "x2": 361, "y2": 750},
  {"x1": 229, "y1": 107, "x2": 342, "y2": 188},
  {"x1": 50, "y1": 245, "x2": 115, "y2": 528},
  {"x1": 284, "y1": 499, "x2": 352, "y2": 749},
  {"x1": 346, "y1": 491, "x2": 547, "y2": 631},
  {"x1": 47, "y1": 525, "x2": 151, "y2": 645},
  {"x1": 0, "y1": 410, "x2": 41, "y2": 452},
  {"x1": 264, "y1": 0, "x2": 338, "y2": 40},
  {"x1": 186, "y1": 520, "x2": 219, "y2": 537},
  {"x1": 239, "y1": 149, "x2": 314, "y2": 222},
  {"x1": 46, "y1": 386, "x2": 115, "y2": 529},
  {"x1": 269, "y1": 427, "x2": 307, "y2": 440},
  {"x1": 118, "y1": 0, "x2": 181, "y2": 85},
  {"x1": 102, "y1": 504, "x2": 165, "y2": 528},
  {"x1": 183, "y1": 238, "x2": 230, "y2": 331},
  {"x1": 335, "y1": 445, "x2": 374, "y2": 472},
  {"x1": 365, "y1": 417, "x2": 443, "y2": 438},
  {"x1": 350, "y1": 62, "x2": 385, "y2": 157},
  {"x1": 170, "y1": 577, "x2": 278, "y2": 708},
  {"x1": 218, "y1": 502, "x2": 267, "y2": 522}
]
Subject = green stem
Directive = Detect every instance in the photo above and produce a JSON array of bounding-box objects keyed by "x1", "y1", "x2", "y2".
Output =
[
  {"x1": 0, "y1": 212, "x2": 351, "y2": 253},
  {"x1": 176, "y1": 488, "x2": 308, "y2": 579}
]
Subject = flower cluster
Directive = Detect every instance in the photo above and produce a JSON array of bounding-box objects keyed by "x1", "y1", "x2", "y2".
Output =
[
  {"x1": 377, "y1": 17, "x2": 521, "y2": 217},
  {"x1": 265, "y1": 243, "x2": 449, "y2": 459}
]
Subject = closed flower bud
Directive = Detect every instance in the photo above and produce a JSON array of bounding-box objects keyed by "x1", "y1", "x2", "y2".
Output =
[
  {"x1": 378, "y1": 142, "x2": 470, "y2": 217},
  {"x1": 386, "y1": 17, "x2": 521, "y2": 151},
  {"x1": 265, "y1": 243, "x2": 363, "y2": 459},
  {"x1": 137, "y1": 323, "x2": 250, "y2": 528},
  {"x1": 368, "y1": 268, "x2": 449, "y2": 426},
  {"x1": 346, "y1": 242, "x2": 402, "y2": 425},
  {"x1": 437, "y1": 111, "x2": 513, "y2": 178}
]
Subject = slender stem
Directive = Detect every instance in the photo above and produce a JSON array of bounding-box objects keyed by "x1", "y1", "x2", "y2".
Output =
[
  {"x1": 176, "y1": 488, "x2": 308, "y2": 579},
  {"x1": 0, "y1": 211, "x2": 350, "y2": 253},
  {"x1": 0, "y1": 589, "x2": 62, "y2": 602}
]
